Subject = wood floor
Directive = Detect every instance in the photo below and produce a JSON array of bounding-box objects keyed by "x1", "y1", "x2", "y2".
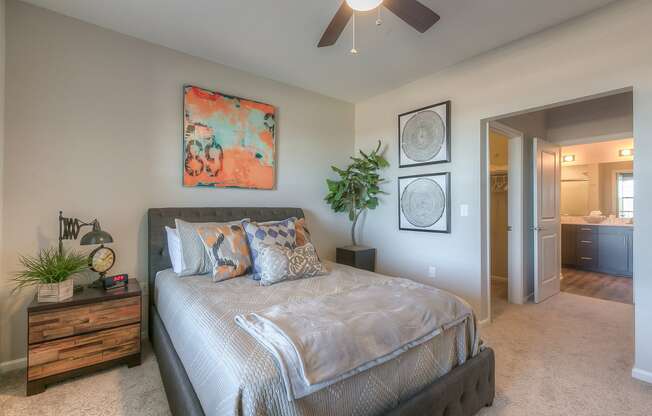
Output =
[
  {"x1": 491, "y1": 268, "x2": 633, "y2": 311},
  {"x1": 561, "y1": 267, "x2": 633, "y2": 304}
]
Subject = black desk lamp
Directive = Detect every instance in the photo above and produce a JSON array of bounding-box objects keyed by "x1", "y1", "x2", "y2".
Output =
[{"x1": 59, "y1": 211, "x2": 115, "y2": 288}]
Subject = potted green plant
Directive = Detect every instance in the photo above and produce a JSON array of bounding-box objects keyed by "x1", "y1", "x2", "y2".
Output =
[
  {"x1": 13, "y1": 247, "x2": 89, "y2": 302},
  {"x1": 325, "y1": 140, "x2": 389, "y2": 246}
]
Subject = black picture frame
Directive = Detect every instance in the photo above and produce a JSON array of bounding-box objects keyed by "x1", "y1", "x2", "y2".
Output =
[
  {"x1": 398, "y1": 100, "x2": 451, "y2": 168},
  {"x1": 398, "y1": 172, "x2": 451, "y2": 234}
]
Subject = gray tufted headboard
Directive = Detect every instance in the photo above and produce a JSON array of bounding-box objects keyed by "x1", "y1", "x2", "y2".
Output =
[{"x1": 147, "y1": 207, "x2": 304, "y2": 303}]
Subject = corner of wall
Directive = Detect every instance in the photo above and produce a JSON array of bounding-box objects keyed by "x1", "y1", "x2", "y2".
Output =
[{"x1": 0, "y1": 0, "x2": 7, "y2": 366}]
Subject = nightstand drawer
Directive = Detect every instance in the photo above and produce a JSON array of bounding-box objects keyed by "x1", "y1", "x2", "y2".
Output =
[
  {"x1": 28, "y1": 297, "x2": 140, "y2": 344},
  {"x1": 28, "y1": 323, "x2": 140, "y2": 381}
]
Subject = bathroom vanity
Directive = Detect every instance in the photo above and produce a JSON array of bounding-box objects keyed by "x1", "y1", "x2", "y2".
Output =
[{"x1": 562, "y1": 222, "x2": 633, "y2": 277}]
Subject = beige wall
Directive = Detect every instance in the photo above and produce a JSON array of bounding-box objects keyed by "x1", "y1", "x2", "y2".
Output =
[
  {"x1": 0, "y1": 1, "x2": 354, "y2": 364},
  {"x1": 354, "y1": 0, "x2": 652, "y2": 380}
]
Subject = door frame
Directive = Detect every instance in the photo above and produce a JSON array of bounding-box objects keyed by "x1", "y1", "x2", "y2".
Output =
[
  {"x1": 483, "y1": 121, "x2": 527, "y2": 322},
  {"x1": 479, "y1": 86, "x2": 634, "y2": 324}
]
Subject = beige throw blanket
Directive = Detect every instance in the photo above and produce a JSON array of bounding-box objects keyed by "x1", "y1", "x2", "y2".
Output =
[{"x1": 236, "y1": 277, "x2": 479, "y2": 401}]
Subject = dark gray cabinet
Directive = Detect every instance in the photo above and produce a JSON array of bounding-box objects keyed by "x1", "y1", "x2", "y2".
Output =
[
  {"x1": 561, "y1": 224, "x2": 633, "y2": 277},
  {"x1": 576, "y1": 225, "x2": 598, "y2": 271},
  {"x1": 597, "y1": 227, "x2": 633, "y2": 276},
  {"x1": 561, "y1": 224, "x2": 576, "y2": 266}
]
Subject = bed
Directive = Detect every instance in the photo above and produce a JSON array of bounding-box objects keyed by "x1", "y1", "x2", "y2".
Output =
[{"x1": 148, "y1": 207, "x2": 494, "y2": 416}]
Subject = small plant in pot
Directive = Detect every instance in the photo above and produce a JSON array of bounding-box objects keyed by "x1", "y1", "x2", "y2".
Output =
[
  {"x1": 325, "y1": 140, "x2": 389, "y2": 246},
  {"x1": 13, "y1": 247, "x2": 89, "y2": 302}
]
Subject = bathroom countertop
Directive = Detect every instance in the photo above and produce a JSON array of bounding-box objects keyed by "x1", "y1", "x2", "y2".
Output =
[{"x1": 561, "y1": 217, "x2": 634, "y2": 227}]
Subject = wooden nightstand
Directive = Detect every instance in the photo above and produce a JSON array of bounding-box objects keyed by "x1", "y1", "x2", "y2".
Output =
[
  {"x1": 26, "y1": 279, "x2": 142, "y2": 396},
  {"x1": 336, "y1": 246, "x2": 376, "y2": 272}
]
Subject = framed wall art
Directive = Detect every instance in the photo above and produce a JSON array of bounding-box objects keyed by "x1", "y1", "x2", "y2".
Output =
[
  {"x1": 398, "y1": 172, "x2": 451, "y2": 233},
  {"x1": 183, "y1": 85, "x2": 276, "y2": 189},
  {"x1": 398, "y1": 100, "x2": 451, "y2": 167}
]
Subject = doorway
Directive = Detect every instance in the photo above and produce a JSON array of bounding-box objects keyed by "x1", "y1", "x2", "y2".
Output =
[
  {"x1": 559, "y1": 138, "x2": 634, "y2": 304},
  {"x1": 488, "y1": 122, "x2": 525, "y2": 317},
  {"x1": 483, "y1": 88, "x2": 634, "y2": 319}
]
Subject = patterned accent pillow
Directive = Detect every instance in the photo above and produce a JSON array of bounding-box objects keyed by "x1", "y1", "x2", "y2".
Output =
[
  {"x1": 175, "y1": 218, "x2": 248, "y2": 276},
  {"x1": 295, "y1": 217, "x2": 312, "y2": 247},
  {"x1": 196, "y1": 223, "x2": 252, "y2": 282},
  {"x1": 243, "y1": 218, "x2": 297, "y2": 280},
  {"x1": 258, "y1": 243, "x2": 328, "y2": 286}
]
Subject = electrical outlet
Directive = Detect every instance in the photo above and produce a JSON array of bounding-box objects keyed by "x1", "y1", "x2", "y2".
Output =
[{"x1": 428, "y1": 266, "x2": 437, "y2": 278}]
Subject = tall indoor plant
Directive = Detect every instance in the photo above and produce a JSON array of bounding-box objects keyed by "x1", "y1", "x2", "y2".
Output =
[
  {"x1": 13, "y1": 247, "x2": 89, "y2": 302},
  {"x1": 325, "y1": 140, "x2": 389, "y2": 246}
]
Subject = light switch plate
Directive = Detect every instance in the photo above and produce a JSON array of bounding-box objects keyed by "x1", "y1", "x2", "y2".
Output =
[
  {"x1": 460, "y1": 204, "x2": 469, "y2": 217},
  {"x1": 428, "y1": 266, "x2": 437, "y2": 278}
]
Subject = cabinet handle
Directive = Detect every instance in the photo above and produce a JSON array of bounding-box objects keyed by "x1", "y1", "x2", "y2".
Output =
[
  {"x1": 580, "y1": 256, "x2": 593, "y2": 260},
  {"x1": 580, "y1": 227, "x2": 592, "y2": 231},
  {"x1": 624, "y1": 236, "x2": 627, "y2": 248},
  {"x1": 580, "y1": 240, "x2": 592, "y2": 244}
]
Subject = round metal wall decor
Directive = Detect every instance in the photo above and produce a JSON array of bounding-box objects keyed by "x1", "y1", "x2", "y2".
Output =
[
  {"x1": 401, "y1": 110, "x2": 446, "y2": 162},
  {"x1": 400, "y1": 178, "x2": 446, "y2": 228}
]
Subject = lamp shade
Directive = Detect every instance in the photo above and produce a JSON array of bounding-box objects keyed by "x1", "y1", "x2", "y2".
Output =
[{"x1": 80, "y1": 229, "x2": 113, "y2": 245}]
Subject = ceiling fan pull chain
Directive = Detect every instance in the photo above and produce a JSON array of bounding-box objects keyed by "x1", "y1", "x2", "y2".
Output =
[{"x1": 351, "y1": 11, "x2": 358, "y2": 54}]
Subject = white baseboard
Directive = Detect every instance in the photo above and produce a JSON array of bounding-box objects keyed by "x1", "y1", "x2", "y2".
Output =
[
  {"x1": 0, "y1": 357, "x2": 26, "y2": 373},
  {"x1": 477, "y1": 318, "x2": 491, "y2": 328},
  {"x1": 632, "y1": 367, "x2": 652, "y2": 384}
]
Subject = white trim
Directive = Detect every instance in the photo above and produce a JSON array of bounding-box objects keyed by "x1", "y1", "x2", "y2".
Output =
[
  {"x1": 485, "y1": 121, "x2": 527, "y2": 311},
  {"x1": 0, "y1": 357, "x2": 26, "y2": 373},
  {"x1": 477, "y1": 318, "x2": 491, "y2": 328},
  {"x1": 632, "y1": 367, "x2": 652, "y2": 384}
]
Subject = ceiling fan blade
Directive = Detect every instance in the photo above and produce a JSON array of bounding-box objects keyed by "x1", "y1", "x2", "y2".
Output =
[
  {"x1": 384, "y1": 0, "x2": 440, "y2": 33},
  {"x1": 318, "y1": 2, "x2": 353, "y2": 47}
]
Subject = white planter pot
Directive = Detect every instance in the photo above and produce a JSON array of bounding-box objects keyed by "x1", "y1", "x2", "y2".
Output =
[{"x1": 37, "y1": 279, "x2": 74, "y2": 302}]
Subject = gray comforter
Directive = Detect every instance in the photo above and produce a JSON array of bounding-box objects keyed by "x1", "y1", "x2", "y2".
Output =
[
  {"x1": 155, "y1": 262, "x2": 479, "y2": 416},
  {"x1": 235, "y1": 278, "x2": 478, "y2": 401}
]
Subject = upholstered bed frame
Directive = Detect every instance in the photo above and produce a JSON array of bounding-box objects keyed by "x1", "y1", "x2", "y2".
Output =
[{"x1": 148, "y1": 207, "x2": 495, "y2": 416}]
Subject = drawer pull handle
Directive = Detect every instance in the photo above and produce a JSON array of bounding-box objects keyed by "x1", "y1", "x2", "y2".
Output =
[
  {"x1": 580, "y1": 256, "x2": 593, "y2": 260},
  {"x1": 580, "y1": 240, "x2": 592, "y2": 244},
  {"x1": 580, "y1": 228, "x2": 593, "y2": 231}
]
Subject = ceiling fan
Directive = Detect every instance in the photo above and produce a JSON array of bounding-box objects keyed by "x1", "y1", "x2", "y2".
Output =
[{"x1": 318, "y1": 0, "x2": 440, "y2": 49}]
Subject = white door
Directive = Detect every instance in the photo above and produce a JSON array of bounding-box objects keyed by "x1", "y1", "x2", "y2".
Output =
[{"x1": 533, "y1": 138, "x2": 561, "y2": 303}]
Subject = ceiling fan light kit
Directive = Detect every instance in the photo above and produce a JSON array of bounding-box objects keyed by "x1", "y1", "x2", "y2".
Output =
[
  {"x1": 319, "y1": 0, "x2": 441, "y2": 52},
  {"x1": 346, "y1": 0, "x2": 384, "y2": 12}
]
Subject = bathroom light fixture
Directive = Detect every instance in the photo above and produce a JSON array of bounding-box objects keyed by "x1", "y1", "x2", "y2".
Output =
[
  {"x1": 563, "y1": 154, "x2": 576, "y2": 163},
  {"x1": 619, "y1": 148, "x2": 634, "y2": 157},
  {"x1": 346, "y1": 0, "x2": 383, "y2": 12}
]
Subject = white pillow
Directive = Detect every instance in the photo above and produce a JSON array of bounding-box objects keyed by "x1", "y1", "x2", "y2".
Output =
[{"x1": 165, "y1": 226, "x2": 185, "y2": 274}]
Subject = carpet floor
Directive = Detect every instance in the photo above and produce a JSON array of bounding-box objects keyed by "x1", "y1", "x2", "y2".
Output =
[{"x1": 2, "y1": 293, "x2": 651, "y2": 415}]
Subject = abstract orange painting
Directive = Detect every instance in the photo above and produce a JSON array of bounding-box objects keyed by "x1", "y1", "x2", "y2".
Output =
[{"x1": 183, "y1": 86, "x2": 276, "y2": 189}]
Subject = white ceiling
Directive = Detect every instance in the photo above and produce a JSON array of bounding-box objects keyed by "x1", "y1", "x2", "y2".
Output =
[{"x1": 22, "y1": 0, "x2": 617, "y2": 102}]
